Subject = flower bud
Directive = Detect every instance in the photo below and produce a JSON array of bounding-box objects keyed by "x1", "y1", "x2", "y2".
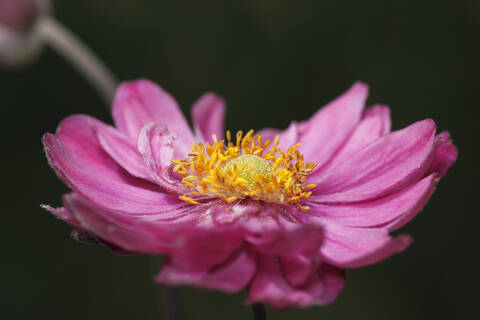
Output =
[{"x1": 0, "y1": 0, "x2": 51, "y2": 67}]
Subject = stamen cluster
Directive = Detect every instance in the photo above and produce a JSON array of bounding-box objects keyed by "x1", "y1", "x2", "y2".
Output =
[{"x1": 172, "y1": 130, "x2": 317, "y2": 211}]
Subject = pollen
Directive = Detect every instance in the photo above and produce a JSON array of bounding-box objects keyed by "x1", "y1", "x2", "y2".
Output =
[{"x1": 172, "y1": 130, "x2": 317, "y2": 211}]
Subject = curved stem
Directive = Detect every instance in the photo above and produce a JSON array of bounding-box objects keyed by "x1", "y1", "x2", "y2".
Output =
[
  {"x1": 252, "y1": 304, "x2": 267, "y2": 320},
  {"x1": 37, "y1": 16, "x2": 118, "y2": 106}
]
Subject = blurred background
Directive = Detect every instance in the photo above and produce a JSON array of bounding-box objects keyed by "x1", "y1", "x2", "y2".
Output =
[{"x1": 1, "y1": 0, "x2": 478, "y2": 319}]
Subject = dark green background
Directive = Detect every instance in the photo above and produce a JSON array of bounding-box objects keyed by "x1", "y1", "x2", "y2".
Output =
[{"x1": 1, "y1": 0, "x2": 478, "y2": 319}]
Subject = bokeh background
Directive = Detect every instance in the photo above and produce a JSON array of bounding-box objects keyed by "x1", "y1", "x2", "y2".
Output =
[{"x1": 1, "y1": 0, "x2": 478, "y2": 319}]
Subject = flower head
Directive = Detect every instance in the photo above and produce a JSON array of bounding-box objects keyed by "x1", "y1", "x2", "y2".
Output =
[
  {"x1": 43, "y1": 79, "x2": 457, "y2": 308},
  {"x1": 0, "y1": 0, "x2": 50, "y2": 67}
]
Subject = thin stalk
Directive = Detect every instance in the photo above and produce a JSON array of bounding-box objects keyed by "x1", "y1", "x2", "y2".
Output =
[
  {"x1": 155, "y1": 256, "x2": 181, "y2": 320},
  {"x1": 252, "y1": 304, "x2": 267, "y2": 320},
  {"x1": 37, "y1": 16, "x2": 118, "y2": 106}
]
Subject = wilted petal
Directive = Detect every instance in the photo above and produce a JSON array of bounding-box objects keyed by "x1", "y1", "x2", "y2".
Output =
[
  {"x1": 157, "y1": 246, "x2": 256, "y2": 293},
  {"x1": 310, "y1": 119, "x2": 436, "y2": 203},
  {"x1": 299, "y1": 82, "x2": 368, "y2": 168},
  {"x1": 191, "y1": 92, "x2": 226, "y2": 142},
  {"x1": 112, "y1": 79, "x2": 194, "y2": 154},
  {"x1": 248, "y1": 255, "x2": 345, "y2": 308}
]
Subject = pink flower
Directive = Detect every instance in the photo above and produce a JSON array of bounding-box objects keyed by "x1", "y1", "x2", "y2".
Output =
[{"x1": 43, "y1": 79, "x2": 457, "y2": 309}]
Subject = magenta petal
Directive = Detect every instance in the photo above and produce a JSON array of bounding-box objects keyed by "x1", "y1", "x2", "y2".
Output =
[
  {"x1": 112, "y1": 79, "x2": 194, "y2": 154},
  {"x1": 167, "y1": 224, "x2": 245, "y2": 272},
  {"x1": 156, "y1": 246, "x2": 256, "y2": 293},
  {"x1": 280, "y1": 253, "x2": 317, "y2": 287},
  {"x1": 61, "y1": 193, "x2": 173, "y2": 254},
  {"x1": 96, "y1": 124, "x2": 155, "y2": 183},
  {"x1": 317, "y1": 217, "x2": 412, "y2": 268},
  {"x1": 43, "y1": 132, "x2": 182, "y2": 215},
  {"x1": 299, "y1": 82, "x2": 368, "y2": 167},
  {"x1": 247, "y1": 255, "x2": 345, "y2": 308},
  {"x1": 310, "y1": 119, "x2": 436, "y2": 203},
  {"x1": 50, "y1": 114, "x2": 143, "y2": 183},
  {"x1": 425, "y1": 131, "x2": 458, "y2": 178},
  {"x1": 308, "y1": 174, "x2": 438, "y2": 228},
  {"x1": 191, "y1": 92, "x2": 226, "y2": 142},
  {"x1": 243, "y1": 207, "x2": 323, "y2": 257},
  {"x1": 313, "y1": 105, "x2": 391, "y2": 177}
]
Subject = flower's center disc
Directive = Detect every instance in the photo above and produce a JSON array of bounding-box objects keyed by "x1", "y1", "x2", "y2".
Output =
[
  {"x1": 172, "y1": 130, "x2": 317, "y2": 210},
  {"x1": 224, "y1": 155, "x2": 273, "y2": 189}
]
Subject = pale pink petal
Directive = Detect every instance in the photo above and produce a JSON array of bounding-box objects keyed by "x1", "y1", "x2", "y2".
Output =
[
  {"x1": 299, "y1": 82, "x2": 368, "y2": 168},
  {"x1": 247, "y1": 255, "x2": 345, "y2": 308},
  {"x1": 310, "y1": 119, "x2": 436, "y2": 203},
  {"x1": 96, "y1": 124, "x2": 155, "y2": 183},
  {"x1": 191, "y1": 92, "x2": 226, "y2": 142},
  {"x1": 157, "y1": 246, "x2": 256, "y2": 293},
  {"x1": 112, "y1": 79, "x2": 194, "y2": 154},
  {"x1": 43, "y1": 132, "x2": 182, "y2": 215},
  {"x1": 137, "y1": 122, "x2": 189, "y2": 193},
  {"x1": 316, "y1": 217, "x2": 412, "y2": 268},
  {"x1": 308, "y1": 174, "x2": 438, "y2": 228},
  {"x1": 312, "y1": 105, "x2": 391, "y2": 177},
  {"x1": 425, "y1": 131, "x2": 458, "y2": 178}
]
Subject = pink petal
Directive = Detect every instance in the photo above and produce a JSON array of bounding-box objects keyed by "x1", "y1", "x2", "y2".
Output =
[
  {"x1": 247, "y1": 255, "x2": 345, "y2": 309},
  {"x1": 308, "y1": 174, "x2": 438, "y2": 228},
  {"x1": 43, "y1": 131, "x2": 182, "y2": 215},
  {"x1": 299, "y1": 82, "x2": 368, "y2": 168},
  {"x1": 425, "y1": 131, "x2": 458, "y2": 178},
  {"x1": 60, "y1": 193, "x2": 173, "y2": 254},
  {"x1": 41, "y1": 203, "x2": 81, "y2": 228},
  {"x1": 242, "y1": 205, "x2": 323, "y2": 257},
  {"x1": 257, "y1": 121, "x2": 299, "y2": 151},
  {"x1": 157, "y1": 246, "x2": 256, "y2": 293},
  {"x1": 157, "y1": 218, "x2": 246, "y2": 278},
  {"x1": 279, "y1": 253, "x2": 318, "y2": 287},
  {"x1": 96, "y1": 124, "x2": 155, "y2": 183},
  {"x1": 316, "y1": 217, "x2": 412, "y2": 268},
  {"x1": 112, "y1": 79, "x2": 194, "y2": 155},
  {"x1": 137, "y1": 122, "x2": 189, "y2": 193},
  {"x1": 310, "y1": 119, "x2": 436, "y2": 203},
  {"x1": 191, "y1": 92, "x2": 226, "y2": 142},
  {"x1": 312, "y1": 105, "x2": 391, "y2": 178},
  {"x1": 51, "y1": 115, "x2": 142, "y2": 183}
]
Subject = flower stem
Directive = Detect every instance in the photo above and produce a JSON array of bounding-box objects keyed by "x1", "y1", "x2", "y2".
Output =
[
  {"x1": 252, "y1": 304, "x2": 267, "y2": 320},
  {"x1": 155, "y1": 256, "x2": 181, "y2": 320},
  {"x1": 37, "y1": 16, "x2": 118, "y2": 106}
]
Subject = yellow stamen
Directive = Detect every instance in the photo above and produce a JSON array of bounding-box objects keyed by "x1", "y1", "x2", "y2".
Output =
[{"x1": 173, "y1": 130, "x2": 317, "y2": 211}]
